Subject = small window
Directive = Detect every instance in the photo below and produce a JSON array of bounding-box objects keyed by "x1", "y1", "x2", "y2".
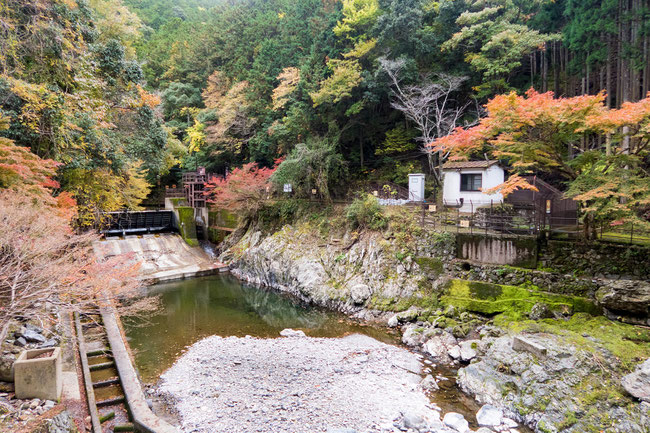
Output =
[{"x1": 460, "y1": 173, "x2": 482, "y2": 191}]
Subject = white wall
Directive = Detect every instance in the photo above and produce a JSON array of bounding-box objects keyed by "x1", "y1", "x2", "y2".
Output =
[{"x1": 442, "y1": 165, "x2": 504, "y2": 213}]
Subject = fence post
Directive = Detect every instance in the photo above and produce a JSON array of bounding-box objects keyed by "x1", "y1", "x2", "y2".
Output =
[
  {"x1": 630, "y1": 221, "x2": 634, "y2": 244},
  {"x1": 470, "y1": 201, "x2": 473, "y2": 235},
  {"x1": 421, "y1": 202, "x2": 425, "y2": 228}
]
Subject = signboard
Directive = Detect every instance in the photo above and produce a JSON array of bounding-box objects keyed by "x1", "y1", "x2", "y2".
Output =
[
  {"x1": 459, "y1": 220, "x2": 470, "y2": 228},
  {"x1": 283, "y1": 184, "x2": 292, "y2": 193},
  {"x1": 428, "y1": 204, "x2": 437, "y2": 212}
]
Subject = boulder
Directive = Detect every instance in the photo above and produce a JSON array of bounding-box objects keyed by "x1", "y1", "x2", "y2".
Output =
[
  {"x1": 622, "y1": 358, "x2": 650, "y2": 402},
  {"x1": 402, "y1": 325, "x2": 425, "y2": 347},
  {"x1": 424, "y1": 331, "x2": 458, "y2": 363},
  {"x1": 0, "y1": 352, "x2": 15, "y2": 382},
  {"x1": 22, "y1": 329, "x2": 46, "y2": 344},
  {"x1": 14, "y1": 337, "x2": 27, "y2": 347},
  {"x1": 476, "y1": 404, "x2": 503, "y2": 426},
  {"x1": 40, "y1": 339, "x2": 58, "y2": 349},
  {"x1": 420, "y1": 374, "x2": 439, "y2": 391},
  {"x1": 448, "y1": 345, "x2": 461, "y2": 360},
  {"x1": 279, "y1": 329, "x2": 306, "y2": 338},
  {"x1": 529, "y1": 303, "x2": 553, "y2": 320},
  {"x1": 349, "y1": 284, "x2": 371, "y2": 305},
  {"x1": 401, "y1": 410, "x2": 428, "y2": 431},
  {"x1": 442, "y1": 412, "x2": 469, "y2": 432},
  {"x1": 596, "y1": 280, "x2": 650, "y2": 322},
  {"x1": 459, "y1": 340, "x2": 478, "y2": 362}
]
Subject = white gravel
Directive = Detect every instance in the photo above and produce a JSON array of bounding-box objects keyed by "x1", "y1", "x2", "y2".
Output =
[{"x1": 157, "y1": 333, "x2": 454, "y2": 433}]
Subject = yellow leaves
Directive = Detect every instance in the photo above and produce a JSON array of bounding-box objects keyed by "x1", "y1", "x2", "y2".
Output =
[
  {"x1": 271, "y1": 67, "x2": 300, "y2": 110},
  {"x1": 122, "y1": 161, "x2": 151, "y2": 211},
  {"x1": 184, "y1": 119, "x2": 206, "y2": 153},
  {"x1": 6, "y1": 76, "x2": 60, "y2": 134},
  {"x1": 202, "y1": 70, "x2": 229, "y2": 109},
  {"x1": 278, "y1": 12, "x2": 286, "y2": 19},
  {"x1": 310, "y1": 59, "x2": 362, "y2": 107},
  {"x1": 343, "y1": 38, "x2": 377, "y2": 59},
  {"x1": 333, "y1": 0, "x2": 380, "y2": 40}
]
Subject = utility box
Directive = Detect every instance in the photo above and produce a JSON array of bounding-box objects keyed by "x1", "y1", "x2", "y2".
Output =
[{"x1": 408, "y1": 173, "x2": 425, "y2": 202}]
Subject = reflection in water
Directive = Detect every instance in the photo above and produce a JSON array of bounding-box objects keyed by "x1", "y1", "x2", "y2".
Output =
[{"x1": 123, "y1": 274, "x2": 397, "y2": 382}]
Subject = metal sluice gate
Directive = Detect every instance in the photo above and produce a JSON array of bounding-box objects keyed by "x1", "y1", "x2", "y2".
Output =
[{"x1": 100, "y1": 211, "x2": 175, "y2": 236}]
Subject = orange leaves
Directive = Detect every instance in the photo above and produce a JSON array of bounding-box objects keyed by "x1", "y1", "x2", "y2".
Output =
[
  {"x1": 136, "y1": 85, "x2": 162, "y2": 109},
  {"x1": 586, "y1": 92, "x2": 650, "y2": 136},
  {"x1": 482, "y1": 174, "x2": 538, "y2": 197},
  {"x1": 204, "y1": 161, "x2": 279, "y2": 215},
  {"x1": 429, "y1": 88, "x2": 607, "y2": 177}
]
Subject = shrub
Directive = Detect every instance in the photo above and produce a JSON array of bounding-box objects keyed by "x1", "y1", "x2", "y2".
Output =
[{"x1": 345, "y1": 194, "x2": 387, "y2": 230}]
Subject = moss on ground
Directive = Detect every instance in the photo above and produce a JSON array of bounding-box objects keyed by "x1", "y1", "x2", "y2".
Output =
[
  {"x1": 440, "y1": 279, "x2": 601, "y2": 318},
  {"x1": 497, "y1": 312, "x2": 650, "y2": 371},
  {"x1": 414, "y1": 257, "x2": 444, "y2": 275}
]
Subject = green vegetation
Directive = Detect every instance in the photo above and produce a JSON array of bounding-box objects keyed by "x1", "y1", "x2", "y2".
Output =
[
  {"x1": 441, "y1": 279, "x2": 601, "y2": 319},
  {"x1": 501, "y1": 313, "x2": 650, "y2": 370},
  {"x1": 414, "y1": 257, "x2": 443, "y2": 275},
  {"x1": 345, "y1": 194, "x2": 387, "y2": 231}
]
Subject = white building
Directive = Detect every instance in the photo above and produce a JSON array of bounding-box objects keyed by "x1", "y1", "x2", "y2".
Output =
[{"x1": 442, "y1": 160, "x2": 505, "y2": 213}]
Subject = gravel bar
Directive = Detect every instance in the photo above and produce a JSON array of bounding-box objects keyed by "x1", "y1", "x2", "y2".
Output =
[{"x1": 157, "y1": 333, "x2": 452, "y2": 433}]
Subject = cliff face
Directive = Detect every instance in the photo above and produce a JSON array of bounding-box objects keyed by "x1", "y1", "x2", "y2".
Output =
[{"x1": 220, "y1": 223, "x2": 455, "y2": 319}]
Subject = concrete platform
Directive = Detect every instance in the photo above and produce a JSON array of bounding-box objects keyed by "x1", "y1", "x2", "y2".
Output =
[{"x1": 93, "y1": 234, "x2": 228, "y2": 282}]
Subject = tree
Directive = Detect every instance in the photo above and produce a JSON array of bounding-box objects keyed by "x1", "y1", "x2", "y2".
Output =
[
  {"x1": 442, "y1": 1, "x2": 559, "y2": 96},
  {"x1": 0, "y1": 190, "x2": 141, "y2": 330},
  {"x1": 205, "y1": 161, "x2": 279, "y2": 217},
  {"x1": 380, "y1": 57, "x2": 475, "y2": 183},
  {"x1": 272, "y1": 67, "x2": 301, "y2": 111},
  {"x1": 271, "y1": 136, "x2": 348, "y2": 199},
  {"x1": 430, "y1": 89, "x2": 650, "y2": 237}
]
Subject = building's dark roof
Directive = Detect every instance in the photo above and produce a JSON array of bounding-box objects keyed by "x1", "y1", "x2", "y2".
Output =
[{"x1": 442, "y1": 160, "x2": 500, "y2": 169}]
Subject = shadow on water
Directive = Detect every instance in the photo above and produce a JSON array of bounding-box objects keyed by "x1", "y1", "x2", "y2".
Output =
[{"x1": 123, "y1": 274, "x2": 518, "y2": 430}]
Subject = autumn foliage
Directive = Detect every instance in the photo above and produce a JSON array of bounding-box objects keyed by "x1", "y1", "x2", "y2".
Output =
[
  {"x1": 429, "y1": 89, "x2": 650, "y2": 231},
  {"x1": 204, "y1": 160, "x2": 281, "y2": 216}
]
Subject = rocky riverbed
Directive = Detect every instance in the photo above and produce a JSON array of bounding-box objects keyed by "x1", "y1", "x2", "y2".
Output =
[{"x1": 156, "y1": 331, "x2": 485, "y2": 433}]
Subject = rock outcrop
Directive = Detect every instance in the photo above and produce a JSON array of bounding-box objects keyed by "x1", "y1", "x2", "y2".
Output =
[
  {"x1": 221, "y1": 226, "x2": 453, "y2": 318},
  {"x1": 622, "y1": 359, "x2": 650, "y2": 403},
  {"x1": 457, "y1": 334, "x2": 650, "y2": 433}
]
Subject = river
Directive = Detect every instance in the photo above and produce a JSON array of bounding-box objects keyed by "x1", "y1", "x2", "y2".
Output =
[{"x1": 123, "y1": 274, "x2": 483, "y2": 428}]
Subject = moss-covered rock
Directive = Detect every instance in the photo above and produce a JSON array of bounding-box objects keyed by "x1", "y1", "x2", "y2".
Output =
[{"x1": 440, "y1": 279, "x2": 601, "y2": 318}]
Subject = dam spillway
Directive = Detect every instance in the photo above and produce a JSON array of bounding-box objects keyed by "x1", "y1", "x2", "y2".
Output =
[{"x1": 93, "y1": 233, "x2": 227, "y2": 282}]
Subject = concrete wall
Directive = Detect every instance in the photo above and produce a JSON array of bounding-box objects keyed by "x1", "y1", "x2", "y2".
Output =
[
  {"x1": 443, "y1": 165, "x2": 504, "y2": 213},
  {"x1": 456, "y1": 233, "x2": 538, "y2": 268}
]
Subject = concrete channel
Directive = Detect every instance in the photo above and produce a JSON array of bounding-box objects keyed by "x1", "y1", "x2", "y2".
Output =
[{"x1": 76, "y1": 309, "x2": 179, "y2": 433}]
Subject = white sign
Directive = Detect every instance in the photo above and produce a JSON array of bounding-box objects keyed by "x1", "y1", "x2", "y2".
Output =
[{"x1": 283, "y1": 183, "x2": 292, "y2": 193}]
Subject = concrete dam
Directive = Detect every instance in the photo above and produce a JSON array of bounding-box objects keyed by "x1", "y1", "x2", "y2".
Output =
[{"x1": 93, "y1": 234, "x2": 226, "y2": 283}]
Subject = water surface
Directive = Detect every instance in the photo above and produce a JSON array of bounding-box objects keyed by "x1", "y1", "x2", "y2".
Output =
[{"x1": 123, "y1": 274, "x2": 398, "y2": 382}]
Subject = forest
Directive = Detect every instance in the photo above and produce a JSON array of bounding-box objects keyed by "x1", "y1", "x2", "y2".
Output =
[{"x1": 0, "y1": 0, "x2": 649, "y2": 228}]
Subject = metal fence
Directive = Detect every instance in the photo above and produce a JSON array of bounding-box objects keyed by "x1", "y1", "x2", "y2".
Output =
[{"x1": 414, "y1": 203, "x2": 649, "y2": 245}]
